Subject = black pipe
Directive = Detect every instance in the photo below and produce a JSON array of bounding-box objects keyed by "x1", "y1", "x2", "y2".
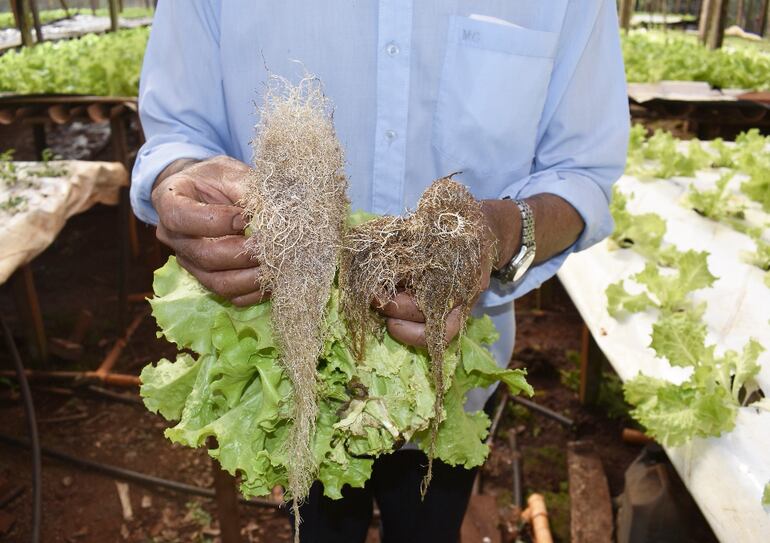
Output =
[
  {"x1": 0, "y1": 432, "x2": 281, "y2": 509},
  {"x1": 2, "y1": 316, "x2": 42, "y2": 543},
  {"x1": 510, "y1": 395, "x2": 574, "y2": 428}
]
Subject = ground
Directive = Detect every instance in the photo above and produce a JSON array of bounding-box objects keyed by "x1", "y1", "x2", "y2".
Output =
[{"x1": 0, "y1": 121, "x2": 717, "y2": 542}]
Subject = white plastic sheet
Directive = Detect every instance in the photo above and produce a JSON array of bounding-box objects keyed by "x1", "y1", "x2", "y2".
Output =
[
  {"x1": 0, "y1": 160, "x2": 128, "y2": 284},
  {"x1": 558, "y1": 172, "x2": 770, "y2": 542}
]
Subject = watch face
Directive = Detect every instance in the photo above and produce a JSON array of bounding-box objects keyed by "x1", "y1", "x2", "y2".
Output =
[{"x1": 513, "y1": 250, "x2": 536, "y2": 283}]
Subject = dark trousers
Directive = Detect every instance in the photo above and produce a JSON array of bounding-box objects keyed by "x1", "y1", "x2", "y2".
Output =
[{"x1": 293, "y1": 449, "x2": 478, "y2": 543}]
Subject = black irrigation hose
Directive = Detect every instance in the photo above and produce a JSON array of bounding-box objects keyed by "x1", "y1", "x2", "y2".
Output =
[
  {"x1": 1, "y1": 316, "x2": 42, "y2": 543},
  {"x1": 0, "y1": 432, "x2": 281, "y2": 510}
]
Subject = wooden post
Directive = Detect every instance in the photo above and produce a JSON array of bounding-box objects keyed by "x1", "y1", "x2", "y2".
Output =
[
  {"x1": 736, "y1": 0, "x2": 747, "y2": 28},
  {"x1": 10, "y1": 265, "x2": 48, "y2": 364},
  {"x1": 619, "y1": 0, "x2": 634, "y2": 30},
  {"x1": 110, "y1": 115, "x2": 132, "y2": 331},
  {"x1": 28, "y1": 0, "x2": 43, "y2": 43},
  {"x1": 11, "y1": 0, "x2": 35, "y2": 47},
  {"x1": 705, "y1": 0, "x2": 728, "y2": 49},
  {"x1": 58, "y1": 0, "x2": 71, "y2": 18},
  {"x1": 759, "y1": 0, "x2": 770, "y2": 36},
  {"x1": 579, "y1": 324, "x2": 604, "y2": 406},
  {"x1": 699, "y1": 0, "x2": 714, "y2": 42},
  {"x1": 108, "y1": 0, "x2": 119, "y2": 32},
  {"x1": 208, "y1": 439, "x2": 243, "y2": 543}
]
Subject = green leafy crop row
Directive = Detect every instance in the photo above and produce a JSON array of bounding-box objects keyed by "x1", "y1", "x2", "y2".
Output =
[
  {"x1": 605, "y1": 126, "x2": 770, "y2": 462},
  {"x1": 626, "y1": 125, "x2": 770, "y2": 283},
  {"x1": 2, "y1": 26, "x2": 768, "y2": 98},
  {"x1": 0, "y1": 26, "x2": 149, "y2": 96},
  {"x1": 0, "y1": 7, "x2": 153, "y2": 30},
  {"x1": 607, "y1": 188, "x2": 768, "y2": 448},
  {"x1": 606, "y1": 125, "x2": 770, "y2": 466},
  {"x1": 622, "y1": 30, "x2": 770, "y2": 90}
]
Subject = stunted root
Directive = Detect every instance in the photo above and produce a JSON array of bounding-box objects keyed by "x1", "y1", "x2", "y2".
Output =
[
  {"x1": 241, "y1": 74, "x2": 349, "y2": 533},
  {"x1": 339, "y1": 176, "x2": 495, "y2": 494}
]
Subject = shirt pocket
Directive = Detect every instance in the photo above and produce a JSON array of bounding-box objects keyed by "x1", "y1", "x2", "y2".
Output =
[{"x1": 432, "y1": 15, "x2": 558, "y2": 174}]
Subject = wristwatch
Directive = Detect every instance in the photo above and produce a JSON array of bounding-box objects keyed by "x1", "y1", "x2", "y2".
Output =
[{"x1": 492, "y1": 198, "x2": 536, "y2": 284}]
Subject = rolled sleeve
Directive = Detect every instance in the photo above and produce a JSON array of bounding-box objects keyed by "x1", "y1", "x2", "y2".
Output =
[
  {"x1": 480, "y1": 0, "x2": 628, "y2": 306},
  {"x1": 130, "y1": 0, "x2": 229, "y2": 225}
]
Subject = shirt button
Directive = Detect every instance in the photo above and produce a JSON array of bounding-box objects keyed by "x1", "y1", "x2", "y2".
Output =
[
  {"x1": 385, "y1": 129, "x2": 397, "y2": 142},
  {"x1": 385, "y1": 41, "x2": 400, "y2": 56}
]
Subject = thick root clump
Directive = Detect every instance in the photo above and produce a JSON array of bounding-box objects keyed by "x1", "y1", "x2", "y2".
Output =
[
  {"x1": 241, "y1": 74, "x2": 349, "y2": 533},
  {"x1": 339, "y1": 176, "x2": 495, "y2": 494}
]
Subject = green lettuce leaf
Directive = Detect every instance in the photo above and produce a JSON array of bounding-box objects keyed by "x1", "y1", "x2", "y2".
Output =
[
  {"x1": 606, "y1": 281, "x2": 656, "y2": 317},
  {"x1": 141, "y1": 256, "x2": 531, "y2": 499},
  {"x1": 649, "y1": 311, "x2": 710, "y2": 368},
  {"x1": 139, "y1": 353, "x2": 202, "y2": 420},
  {"x1": 624, "y1": 373, "x2": 737, "y2": 447},
  {"x1": 634, "y1": 250, "x2": 716, "y2": 313},
  {"x1": 149, "y1": 257, "x2": 272, "y2": 353}
]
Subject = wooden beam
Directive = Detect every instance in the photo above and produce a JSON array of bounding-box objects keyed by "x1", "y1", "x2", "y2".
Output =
[
  {"x1": 619, "y1": 0, "x2": 634, "y2": 30},
  {"x1": 579, "y1": 324, "x2": 604, "y2": 405},
  {"x1": 108, "y1": 0, "x2": 119, "y2": 32},
  {"x1": 58, "y1": 0, "x2": 71, "y2": 18},
  {"x1": 699, "y1": 0, "x2": 714, "y2": 42},
  {"x1": 705, "y1": 0, "x2": 728, "y2": 49},
  {"x1": 11, "y1": 0, "x2": 35, "y2": 47},
  {"x1": 737, "y1": 0, "x2": 747, "y2": 28},
  {"x1": 210, "y1": 453, "x2": 243, "y2": 543},
  {"x1": 567, "y1": 441, "x2": 613, "y2": 543},
  {"x1": 10, "y1": 265, "x2": 48, "y2": 364},
  {"x1": 28, "y1": 0, "x2": 43, "y2": 43},
  {"x1": 759, "y1": 0, "x2": 770, "y2": 36}
]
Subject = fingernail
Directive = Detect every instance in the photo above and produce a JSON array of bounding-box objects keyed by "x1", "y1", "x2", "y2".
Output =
[{"x1": 232, "y1": 214, "x2": 246, "y2": 232}]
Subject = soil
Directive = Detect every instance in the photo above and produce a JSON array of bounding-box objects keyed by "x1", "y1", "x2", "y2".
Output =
[{"x1": 0, "y1": 120, "x2": 717, "y2": 543}]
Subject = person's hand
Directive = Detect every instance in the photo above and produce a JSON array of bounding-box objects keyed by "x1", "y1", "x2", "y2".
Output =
[
  {"x1": 152, "y1": 155, "x2": 268, "y2": 306},
  {"x1": 373, "y1": 198, "x2": 521, "y2": 347}
]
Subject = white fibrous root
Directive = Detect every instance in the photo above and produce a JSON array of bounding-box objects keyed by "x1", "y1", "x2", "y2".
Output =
[
  {"x1": 339, "y1": 176, "x2": 495, "y2": 495},
  {"x1": 241, "y1": 74, "x2": 349, "y2": 536}
]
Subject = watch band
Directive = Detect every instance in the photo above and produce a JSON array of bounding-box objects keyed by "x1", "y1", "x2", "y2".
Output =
[
  {"x1": 517, "y1": 199, "x2": 535, "y2": 250},
  {"x1": 492, "y1": 198, "x2": 536, "y2": 284}
]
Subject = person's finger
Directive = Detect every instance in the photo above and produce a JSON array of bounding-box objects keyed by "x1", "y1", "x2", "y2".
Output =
[
  {"x1": 188, "y1": 155, "x2": 252, "y2": 204},
  {"x1": 231, "y1": 289, "x2": 271, "y2": 307},
  {"x1": 155, "y1": 177, "x2": 247, "y2": 238},
  {"x1": 373, "y1": 291, "x2": 426, "y2": 322},
  {"x1": 157, "y1": 225, "x2": 256, "y2": 272},
  {"x1": 386, "y1": 307, "x2": 463, "y2": 348},
  {"x1": 176, "y1": 255, "x2": 263, "y2": 300}
]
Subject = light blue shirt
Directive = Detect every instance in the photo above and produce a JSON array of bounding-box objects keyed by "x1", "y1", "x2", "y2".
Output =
[{"x1": 131, "y1": 0, "x2": 629, "y2": 409}]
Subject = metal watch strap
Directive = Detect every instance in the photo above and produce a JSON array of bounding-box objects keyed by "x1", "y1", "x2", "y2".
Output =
[
  {"x1": 492, "y1": 197, "x2": 536, "y2": 284},
  {"x1": 517, "y1": 199, "x2": 535, "y2": 250}
]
